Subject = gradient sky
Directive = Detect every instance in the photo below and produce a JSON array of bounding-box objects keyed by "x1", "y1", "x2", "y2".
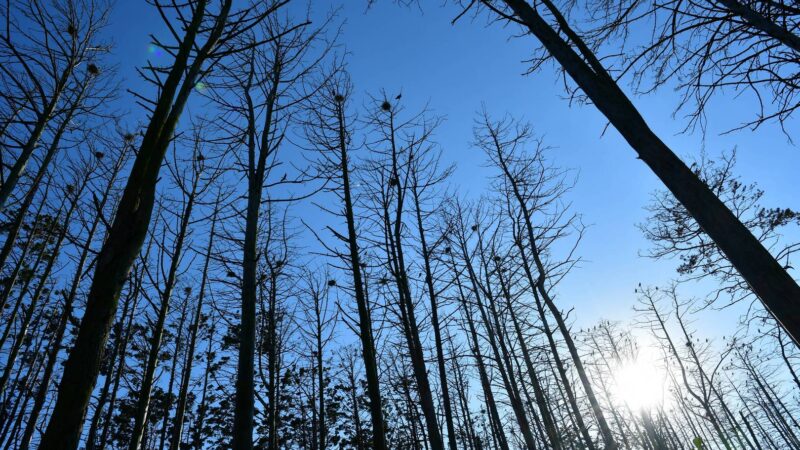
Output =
[{"x1": 105, "y1": 1, "x2": 799, "y2": 336}]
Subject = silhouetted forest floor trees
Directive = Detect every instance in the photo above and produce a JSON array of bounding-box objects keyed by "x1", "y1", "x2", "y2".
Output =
[{"x1": 0, "y1": 0, "x2": 798, "y2": 449}]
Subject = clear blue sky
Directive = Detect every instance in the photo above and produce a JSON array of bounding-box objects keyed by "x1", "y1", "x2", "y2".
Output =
[{"x1": 106, "y1": 1, "x2": 799, "y2": 334}]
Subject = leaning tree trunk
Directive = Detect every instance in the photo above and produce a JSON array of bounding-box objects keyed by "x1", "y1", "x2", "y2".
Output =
[
  {"x1": 38, "y1": 2, "x2": 228, "y2": 447},
  {"x1": 500, "y1": 0, "x2": 800, "y2": 346},
  {"x1": 495, "y1": 259, "x2": 562, "y2": 450}
]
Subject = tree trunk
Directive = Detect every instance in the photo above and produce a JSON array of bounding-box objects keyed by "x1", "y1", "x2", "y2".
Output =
[
  {"x1": 129, "y1": 179, "x2": 199, "y2": 450},
  {"x1": 335, "y1": 102, "x2": 388, "y2": 450},
  {"x1": 448, "y1": 254, "x2": 511, "y2": 450},
  {"x1": 500, "y1": 0, "x2": 800, "y2": 346},
  {"x1": 168, "y1": 206, "x2": 218, "y2": 450},
  {"x1": 411, "y1": 182, "x2": 458, "y2": 450},
  {"x1": 38, "y1": 2, "x2": 226, "y2": 447}
]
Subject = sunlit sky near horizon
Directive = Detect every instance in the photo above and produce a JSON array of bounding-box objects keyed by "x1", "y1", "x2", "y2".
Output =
[{"x1": 104, "y1": 1, "x2": 799, "y2": 340}]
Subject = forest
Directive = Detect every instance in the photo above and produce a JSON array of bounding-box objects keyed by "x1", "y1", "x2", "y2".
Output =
[{"x1": 0, "y1": 0, "x2": 798, "y2": 449}]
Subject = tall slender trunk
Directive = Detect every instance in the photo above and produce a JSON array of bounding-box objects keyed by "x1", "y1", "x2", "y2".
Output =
[
  {"x1": 496, "y1": 259, "x2": 561, "y2": 449},
  {"x1": 515, "y1": 239, "x2": 595, "y2": 450},
  {"x1": 191, "y1": 321, "x2": 216, "y2": 450},
  {"x1": 234, "y1": 47, "x2": 282, "y2": 450},
  {"x1": 84, "y1": 286, "x2": 134, "y2": 450},
  {"x1": 265, "y1": 270, "x2": 280, "y2": 450},
  {"x1": 381, "y1": 112, "x2": 443, "y2": 450},
  {"x1": 158, "y1": 295, "x2": 190, "y2": 450},
  {"x1": 97, "y1": 272, "x2": 144, "y2": 450},
  {"x1": 334, "y1": 101, "x2": 388, "y2": 449},
  {"x1": 315, "y1": 307, "x2": 326, "y2": 450},
  {"x1": 168, "y1": 206, "x2": 218, "y2": 450},
  {"x1": 410, "y1": 180, "x2": 458, "y2": 450},
  {"x1": 448, "y1": 253, "x2": 510, "y2": 450},
  {"x1": 456, "y1": 234, "x2": 539, "y2": 450}
]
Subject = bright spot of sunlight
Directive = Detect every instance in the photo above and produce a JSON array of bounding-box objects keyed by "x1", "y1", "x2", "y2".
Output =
[{"x1": 611, "y1": 345, "x2": 668, "y2": 411}]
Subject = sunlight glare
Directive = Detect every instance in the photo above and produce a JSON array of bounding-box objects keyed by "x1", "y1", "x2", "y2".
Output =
[{"x1": 611, "y1": 346, "x2": 668, "y2": 411}]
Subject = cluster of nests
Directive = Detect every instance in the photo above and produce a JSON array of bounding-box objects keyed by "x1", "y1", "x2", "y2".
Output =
[{"x1": 68, "y1": 24, "x2": 101, "y2": 75}]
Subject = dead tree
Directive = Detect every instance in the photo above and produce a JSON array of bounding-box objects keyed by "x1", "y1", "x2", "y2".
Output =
[
  {"x1": 126, "y1": 137, "x2": 217, "y2": 450},
  {"x1": 302, "y1": 73, "x2": 389, "y2": 449},
  {"x1": 296, "y1": 269, "x2": 338, "y2": 450},
  {"x1": 207, "y1": 10, "x2": 325, "y2": 447},
  {"x1": 38, "y1": 1, "x2": 271, "y2": 447},
  {"x1": 0, "y1": 0, "x2": 112, "y2": 209},
  {"x1": 475, "y1": 112, "x2": 615, "y2": 449},
  {"x1": 449, "y1": 0, "x2": 800, "y2": 346},
  {"x1": 361, "y1": 96, "x2": 447, "y2": 450},
  {"x1": 167, "y1": 192, "x2": 222, "y2": 450}
]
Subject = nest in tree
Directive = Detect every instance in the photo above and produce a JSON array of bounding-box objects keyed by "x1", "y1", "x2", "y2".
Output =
[
  {"x1": 471, "y1": 224, "x2": 478, "y2": 231},
  {"x1": 381, "y1": 100, "x2": 391, "y2": 112},
  {"x1": 444, "y1": 246, "x2": 451, "y2": 254},
  {"x1": 327, "y1": 279, "x2": 337, "y2": 287},
  {"x1": 66, "y1": 184, "x2": 75, "y2": 193},
  {"x1": 388, "y1": 177, "x2": 398, "y2": 187},
  {"x1": 184, "y1": 287, "x2": 192, "y2": 295},
  {"x1": 197, "y1": 153, "x2": 205, "y2": 162},
  {"x1": 379, "y1": 277, "x2": 388, "y2": 285},
  {"x1": 87, "y1": 63, "x2": 100, "y2": 76},
  {"x1": 360, "y1": 262, "x2": 367, "y2": 269},
  {"x1": 124, "y1": 133, "x2": 135, "y2": 142},
  {"x1": 493, "y1": 256, "x2": 501, "y2": 262},
  {"x1": 94, "y1": 151, "x2": 105, "y2": 159},
  {"x1": 67, "y1": 24, "x2": 77, "y2": 36},
  {"x1": 226, "y1": 270, "x2": 236, "y2": 278},
  {"x1": 334, "y1": 93, "x2": 344, "y2": 103}
]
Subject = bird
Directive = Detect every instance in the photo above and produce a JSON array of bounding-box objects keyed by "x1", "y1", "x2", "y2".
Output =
[{"x1": 395, "y1": 93, "x2": 402, "y2": 100}]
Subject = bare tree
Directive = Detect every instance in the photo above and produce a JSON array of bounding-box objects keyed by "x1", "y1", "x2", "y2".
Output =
[
  {"x1": 0, "y1": 0, "x2": 112, "y2": 209},
  {"x1": 38, "y1": 1, "x2": 271, "y2": 447},
  {"x1": 302, "y1": 72, "x2": 390, "y2": 450},
  {"x1": 445, "y1": 0, "x2": 800, "y2": 345}
]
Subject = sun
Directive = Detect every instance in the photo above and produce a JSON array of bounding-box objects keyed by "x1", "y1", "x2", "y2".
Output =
[{"x1": 610, "y1": 346, "x2": 669, "y2": 411}]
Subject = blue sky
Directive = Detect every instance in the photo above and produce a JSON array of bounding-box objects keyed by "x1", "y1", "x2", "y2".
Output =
[{"x1": 106, "y1": 1, "x2": 799, "y2": 335}]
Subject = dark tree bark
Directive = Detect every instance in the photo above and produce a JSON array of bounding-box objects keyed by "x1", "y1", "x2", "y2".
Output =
[
  {"x1": 303, "y1": 79, "x2": 389, "y2": 450},
  {"x1": 482, "y1": 0, "x2": 800, "y2": 346},
  {"x1": 38, "y1": 2, "x2": 236, "y2": 446}
]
